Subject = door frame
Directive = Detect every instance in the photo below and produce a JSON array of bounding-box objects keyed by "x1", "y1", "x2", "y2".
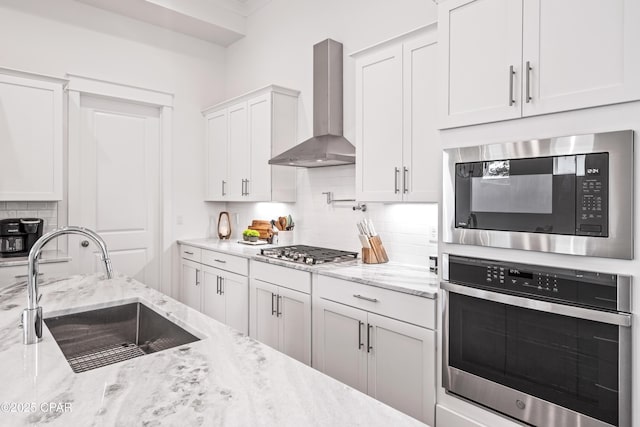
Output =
[{"x1": 66, "y1": 74, "x2": 173, "y2": 295}]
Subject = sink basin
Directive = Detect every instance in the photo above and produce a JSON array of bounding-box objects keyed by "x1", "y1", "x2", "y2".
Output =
[{"x1": 45, "y1": 302, "x2": 200, "y2": 373}]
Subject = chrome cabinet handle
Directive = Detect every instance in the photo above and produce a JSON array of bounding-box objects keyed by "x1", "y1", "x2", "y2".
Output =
[
  {"x1": 216, "y1": 276, "x2": 220, "y2": 294},
  {"x1": 245, "y1": 179, "x2": 250, "y2": 196},
  {"x1": 394, "y1": 167, "x2": 400, "y2": 194},
  {"x1": 367, "y1": 324, "x2": 373, "y2": 353},
  {"x1": 403, "y1": 167, "x2": 409, "y2": 194},
  {"x1": 353, "y1": 294, "x2": 379, "y2": 303},
  {"x1": 525, "y1": 61, "x2": 532, "y2": 103},
  {"x1": 14, "y1": 273, "x2": 43, "y2": 279},
  {"x1": 81, "y1": 240, "x2": 90, "y2": 248},
  {"x1": 271, "y1": 293, "x2": 277, "y2": 315},
  {"x1": 508, "y1": 65, "x2": 516, "y2": 106},
  {"x1": 241, "y1": 179, "x2": 245, "y2": 196},
  {"x1": 277, "y1": 295, "x2": 282, "y2": 317},
  {"x1": 358, "y1": 321, "x2": 364, "y2": 350},
  {"x1": 195, "y1": 269, "x2": 200, "y2": 286},
  {"x1": 184, "y1": 251, "x2": 194, "y2": 255},
  {"x1": 214, "y1": 259, "x2": 227, "y2": 264},
  {"x1": 222, "y1": 180, "x2": 227, "y2": 196},
  {"x1": 219, "y1": 277, "x2": 224, "y2": 295}
]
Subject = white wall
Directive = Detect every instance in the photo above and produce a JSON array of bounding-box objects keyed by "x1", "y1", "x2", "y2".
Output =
[
  {"x1": 0, "y1": 0, "x2": 228, "y2": 295},
  {"x1": 220, "y1": 0, "x2": 439, "y2": 266}
]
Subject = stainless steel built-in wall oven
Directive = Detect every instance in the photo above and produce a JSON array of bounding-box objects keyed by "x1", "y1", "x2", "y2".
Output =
[
  {"x1": 442, "y1": 254, "x2": 631, "y2": 427},
  {"x1": 443, "y1": 130, "x2": 634, "y2": 259}
]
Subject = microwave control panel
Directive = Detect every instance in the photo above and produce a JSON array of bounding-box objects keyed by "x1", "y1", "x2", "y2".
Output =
[
  {"x1": 447, "y1": 255, "x2": 619, "y2": 311},
  {"x1": 575, "y1": 153, "x2": 608, "y2": 236}
]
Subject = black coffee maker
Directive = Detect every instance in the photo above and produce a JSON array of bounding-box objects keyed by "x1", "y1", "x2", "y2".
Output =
[{"x1": 0, "y1": 218, "x2": 44, "y2": 258}]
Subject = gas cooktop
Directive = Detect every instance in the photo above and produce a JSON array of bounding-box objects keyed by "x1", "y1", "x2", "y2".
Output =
[{"x1": 259, "y1": 245, "x2": 358, "y2": 265}]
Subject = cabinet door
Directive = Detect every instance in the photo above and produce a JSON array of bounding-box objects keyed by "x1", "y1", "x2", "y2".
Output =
[
  {"x1": 277, "y1": 285, "x2": 311, "y2": 365},
  {"x1": 402, "y1": 32, "x2": 439, "y2": 202},
  {"x1": 367, "y1": 313, "x2": 435, "y2": 426},
  {"x1": 438, "y1": 0, "x2": 523, "y2": 128},
  {"x1": 205, "y1": 109, "x2": 228, "y2": 201},
  {"x1": 201, "y1": 266, "x2": 225, "y2": 323},
  {"x1": 0, "y1": 74, "x2": 63, "y2": 200},
  {"x1": 246, "y1": 93, "x2": 272, "y2": 202},
  {"x1": 249, "y1": 279, "x2": 279, "y2": 350},
  {"x1": 220, "y1": 270, "x2": 249, "y2": 335},
  {"x1": 227, "y1": 101, "x2": 249, "y2": 200},
  {"x1": 522, "y1": 0, "x2": 640, "y2": 116},
  {"x1": 181, "y1": 259, "x2": 201, "y2": 311},
  {"x1": 313, "y1": 298, "x2": 368, "y2": 393},
  {"x1": 355, "y1": 44, "x2": 404, "y2": 202}
]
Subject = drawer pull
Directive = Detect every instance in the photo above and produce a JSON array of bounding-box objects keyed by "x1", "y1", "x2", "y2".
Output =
[
  {"x1": 353, "y1": 294, "x2": 379, "y2": 303},
  {"x1": 184, "y1": 251, "x2": 194, "y2": 255},
  {"x1": 214, "y1": 259, "x2": 227, "y2": 264},
  {"x1": 358, "y1": 321, "x2": 364, "y2": 350},
  {"x1": 367, "y1": 323, "x2": 373, "y2": 353},
  {"x1": 15, "y1": 273, "x2": 44, "y2": 279}
]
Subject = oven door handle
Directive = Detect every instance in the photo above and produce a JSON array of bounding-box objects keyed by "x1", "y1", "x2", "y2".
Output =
[{"x1": 441, "y1": 281, "x2": 632, "y2": 327}]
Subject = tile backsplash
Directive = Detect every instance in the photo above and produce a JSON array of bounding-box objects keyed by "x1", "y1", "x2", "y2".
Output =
[
  {"x1": 0, "y1": 202, "x2": 58, "y2": 233},
  {"x1": 220, "y1": 165, "x2": 438, "y2": 267}
]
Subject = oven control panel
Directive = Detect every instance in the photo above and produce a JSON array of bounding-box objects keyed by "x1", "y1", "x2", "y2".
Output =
[{"x1": 448, "y1": 255, "x2": 621, "y2": 311}]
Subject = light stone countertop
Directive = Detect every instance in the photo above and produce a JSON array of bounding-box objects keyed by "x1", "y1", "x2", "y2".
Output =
[
  {"x1": 0, "y1": 250, "x2": 70, "y2": 267},
  {"x1": 179, "y1": 239, "x2": 438, "y2": 298},
  {"x1": 0, "y1": 274, "x2": 427, "y2": 426}
]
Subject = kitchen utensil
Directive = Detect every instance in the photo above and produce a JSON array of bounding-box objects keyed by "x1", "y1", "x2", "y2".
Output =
[{"x1": 279, "y1": 217, "x2": 287, "y2": 231}]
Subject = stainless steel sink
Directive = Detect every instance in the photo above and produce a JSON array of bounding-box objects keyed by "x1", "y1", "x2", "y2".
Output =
[{"x1": 45, "y1": 302, "x2": 200, "y2": 373}]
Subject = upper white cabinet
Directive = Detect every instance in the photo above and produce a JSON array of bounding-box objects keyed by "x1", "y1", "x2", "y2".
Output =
[
  {"x1": 353, "y1": 24, "x2": 439, "y2": 203},
  {"x1": 203, "y1": 86, "x2": 299, "y2": 202},
  {"x1": 438, "y1": 0, "x2": 640, "y2": 128},
  {"x1": 0, "y1": 69, "x2": 65, "y2": 200}
]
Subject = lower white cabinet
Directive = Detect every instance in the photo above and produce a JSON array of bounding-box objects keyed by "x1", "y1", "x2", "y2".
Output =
[
  {"x1": 0, "y1": 261, "x2": 70, "y2": 291},
  {"x1": 201, "y1": 265, "x2": 248, "y2": 334},
  {"x1": 313, "y1": 275, "x2": 436, "y2": 425},
  {"x1": 179, "y1": 244, "x2": 249, "y2": 335},
  {"x1": 249, "y1": 261, "x2": 311, "y2": 365}
]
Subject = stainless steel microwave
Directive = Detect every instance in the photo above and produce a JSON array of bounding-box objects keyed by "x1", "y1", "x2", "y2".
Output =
[{"x1": 443, "y1": 130, "x2": 634, "y2": 259}]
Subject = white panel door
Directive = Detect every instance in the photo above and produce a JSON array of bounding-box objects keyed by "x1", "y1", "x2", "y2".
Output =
[
  {"x1": 220, "y1": 269, "x2": 249, "y2": 335},
  {"x1": 227, "y1": 101, "x2": 249, "y2": 200},
  {"x1": 76, "y1": 95, "x2": 160, "y2": 287},
  {"x1": 181, "y1": 259, "x2": 201, "y2": 311},
  {"x1": 278, "y1": 285, "x2": 311, "y2": 365},
  {"x1": 205, "y1": 109, "x2": 229, "y2": 201},
  {"x1": 250, "y1": 279, "x2": 279, "y2": 350},
  {"x1": 313, "y1": 298, "x2": 368, "y2": 393},
  {"x1": 246, "y1": 93, "x2": 271, "y2": 201},
  {"x1": 201, "y1": 266, "x2": 224, "y2": 323},
  {"x1": 522, "y1": 0, "x2": 640, "y2": 116},
  {"x1": 367, "y1": 313, "x2": 435, "y2": 425},
  {"x1": 439, "y1": 0, "x2": 523, "y2": 128},
  {"x1": 355, "y1": 44, "x2": 404, "y2": 202},
  {"x1": 0, "y1": 74, "x2": 63, "y2": 200},
  {"x1": 403, "y1": 33, "x2": 439, "y2": 202}
]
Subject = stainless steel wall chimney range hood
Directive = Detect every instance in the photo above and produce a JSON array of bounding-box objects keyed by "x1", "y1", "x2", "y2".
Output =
[{"x1": 269, "y1": 39, "x2": 355, "y2": 167}]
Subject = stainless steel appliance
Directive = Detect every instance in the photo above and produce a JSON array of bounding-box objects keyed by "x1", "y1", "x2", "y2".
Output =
[
  {"x1": 259, "y1": 245, "x2": 358, "y2": 265},
  {"x1": 443, "y1": 130, "x2": 634, "y2": 259},
  {"x1": 442, "y1": 254, "x2": 631, "y2": 427},
  {"x1": 0, "y1": 218, "x2": 43, "y2": 258}
]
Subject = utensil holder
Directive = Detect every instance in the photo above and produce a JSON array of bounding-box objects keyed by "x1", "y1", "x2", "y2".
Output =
[{"x1": 362, "y1": 235, "x2": 389, "y2": 264}]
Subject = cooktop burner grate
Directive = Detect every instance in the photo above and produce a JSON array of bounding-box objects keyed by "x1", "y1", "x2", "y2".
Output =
[{"x1": 259, "y1": 245, "x2": 358, "y2": 265}]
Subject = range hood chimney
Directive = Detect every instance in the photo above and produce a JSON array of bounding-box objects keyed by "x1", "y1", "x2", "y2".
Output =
[{"x1": 269, "y1": 39, "x2": 355, "y2": 167}]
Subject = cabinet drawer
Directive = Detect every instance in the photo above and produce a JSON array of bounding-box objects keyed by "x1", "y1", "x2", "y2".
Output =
[
  {"x1": 316, "y1": 275, "x2": 435, "y2": 329},
  {"x1": 250, "y1": 261, "x2": 311, "y2": 294},
  {"x1": 201, "y1": 250, "x2": 248, "y2": 276},
  {"x1": 180, "y1": 245, "x2": 202, "y2": 263}
]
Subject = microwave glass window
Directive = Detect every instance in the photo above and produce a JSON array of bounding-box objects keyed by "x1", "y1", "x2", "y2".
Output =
[{"x1": 471, "y1": 174, "x2": 553, "y2": 214}]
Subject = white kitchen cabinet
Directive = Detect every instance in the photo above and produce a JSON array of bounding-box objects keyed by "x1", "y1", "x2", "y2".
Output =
[
  {"x1": 0, "y1": 69, "x2": 65, "y2": 201},
  {"x1": 249, "y1": 261, "x2": 311, "y2": 365},
  {"x1": 438, "y1": 0, "x2": 640, "y2": 128},
  {"x1": 0, "y1": 261, "x2": 70, "y2": 291},
  {"x1": 353, "y1": 24, "x2": 439, "y2": 203},
  {"x1": 436, "y1": 405, "x2": 488, "y2": 427},
  {"x1": 203, "y1": 85, "x2": 299, "y2": 202},
  {"x1": 179, "y1": 244, "x2": 249, "y2": 334},
  {"x1": 201, "y1": 265, "x2": 249, "y2": 334},
  {"x1": 313, "y1": 275, "x2": 436, "y2": 425}
]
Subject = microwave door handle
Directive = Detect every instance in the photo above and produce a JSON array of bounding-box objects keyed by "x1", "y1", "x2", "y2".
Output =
[{"x1": 441, "y1": 281, "x2": 631, "y2": 327}]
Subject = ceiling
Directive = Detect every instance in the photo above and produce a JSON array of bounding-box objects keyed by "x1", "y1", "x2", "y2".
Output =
[{"x1": 74, "y1": 0, "x2": 272, "y2": 46}]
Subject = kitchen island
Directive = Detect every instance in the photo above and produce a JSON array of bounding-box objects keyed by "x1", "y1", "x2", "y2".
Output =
[{"x1": 0, "y1": 274, "x2": 426, "y2": 426}]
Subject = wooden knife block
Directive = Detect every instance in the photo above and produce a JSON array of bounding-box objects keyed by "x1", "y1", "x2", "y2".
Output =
[{"x1": 362, "y1": 235, "x2": 389, "y2": 264}]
